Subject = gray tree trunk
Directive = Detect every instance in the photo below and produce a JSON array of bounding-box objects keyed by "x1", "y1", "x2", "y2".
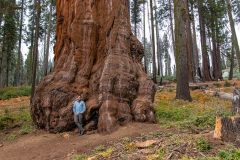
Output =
[
  {"x1": 31, "y1": 0, "x2": 41, "y2": 101},
  {"x1": 226, "y1": 0, "x2": 240, "y2": 72},
  {"x1": 44, "y1": 0, "x2": 53, "y2": 76}
]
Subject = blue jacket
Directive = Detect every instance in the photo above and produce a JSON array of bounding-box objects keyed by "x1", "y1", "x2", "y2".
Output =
[{"x1": 73, "y1": 100, "x2": 86, "y2": 115}]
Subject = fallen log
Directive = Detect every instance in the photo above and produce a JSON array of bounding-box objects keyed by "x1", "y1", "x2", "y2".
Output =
[
  {"x1": 204, "y1": 90, "x2": 233, "y2": 100},
  {"x1": 189, "y1": 83, "x2": 208, "y2": 90}
]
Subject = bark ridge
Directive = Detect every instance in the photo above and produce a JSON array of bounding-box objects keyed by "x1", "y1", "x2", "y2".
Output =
[{"x1": 31, "y1": 0, "x2": 156, "y2": 133}]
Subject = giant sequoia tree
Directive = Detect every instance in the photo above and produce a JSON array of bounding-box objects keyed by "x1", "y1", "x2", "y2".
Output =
[{"x1": 31, "y1": 0, "x2": 156, "y2": 133}]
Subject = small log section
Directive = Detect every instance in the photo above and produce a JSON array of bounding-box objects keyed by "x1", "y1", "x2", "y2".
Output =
[
  {"x1": 214, "y1": 88, "x2": 240, "y2": 141},
  {"x1": 214, "y1": 116, "x2": 240, "y2": 142}
]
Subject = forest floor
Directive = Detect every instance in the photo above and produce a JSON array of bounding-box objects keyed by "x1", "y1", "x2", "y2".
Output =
[{"x1": 0, "y1": 80, "x2": 240, "y2": 160}]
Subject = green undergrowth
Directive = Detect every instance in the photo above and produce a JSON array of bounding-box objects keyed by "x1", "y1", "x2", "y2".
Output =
[
  {"x1": 196, "y1": 138, "x2": 212, "y2": 152},
  {"x1": 182, "y1": 149, "x2": 240, "y2": 160},
  {"x1": 155, "y1": 91, "x2": 232, "y2": 131},
  {"x1": 0, "y1": 86, "x2": 31, "y2": 100},
  {"x1": 0, "y1": 107, "x2": 33, "y2": 131}
]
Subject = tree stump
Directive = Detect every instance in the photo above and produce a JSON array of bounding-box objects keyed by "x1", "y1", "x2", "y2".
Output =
[
  {"x1": 31, "y1": 0, "x2": 156, "y2": 133},
  {"x1": 214, "y1": 116, "x2": 240, "y2": 142}
]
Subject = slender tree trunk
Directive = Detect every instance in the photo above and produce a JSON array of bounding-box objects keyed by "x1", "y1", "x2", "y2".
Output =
[
  {"x1": 29, "y1": 18, "x2": 35, "y2": 85},
  {"x1": 0, "y1": 13, "x2": 2, "y2": 29},
  {"x1": 211, "y1": 18, "x2": 218, "y2": 80},
  {"x1": 44, "y1": 0, "x2": 53, "y2": 76},
  {"x1": 168, "y1": 56, "x2": 172, "y2": 76},
  {"x1": 16, "y1": 0, "x2": 24, "y2": 85},
  {"x1": 169, "y1": 0, "x2": 175, "y2": 61},
  {"x1": 226, "y1": 0, "x2": 240, "y2": 72},
  {"x1": 143, "y1": 2, "x2": 148, "y2": 73},
  {"x1": 0, "y1": 12, "x2": 3, "y2": 87},
  {"x1": 185, "y1": 1, "x2": 194, "y2": 82},
  {"x1": 154, "y1": 0, "x2": 162, "y2": 77},
  {"x1": 191, "y1": 3, "x2": 199, "y2": 78},
  {"x1": 197, "y1": 0, "x2": 212, "y2": 81},
  {"x1": 31, "y1": 0, "x2": 41, "y2": 101},
  {"x1": 216, "y1": 21, "x2": 223, "y2": 80},
  {"x1": 150, "y1": 0, "x2": 157, "y2": 83},
  {"x1": 229, "y1": 38, "x2": 235, "y2": 80},
  {"x1": 210, "y1": 3, "x2": 222, "y2": 81},
  {"x1": 174, "y1": 0, "x2": 192, "y2": 101},
  {"x1": 0, "y1": 31, "x2": 5, "y2": 87}
]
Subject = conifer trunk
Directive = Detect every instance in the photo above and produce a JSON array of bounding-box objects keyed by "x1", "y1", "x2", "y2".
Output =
[{"x1": 31, "y1": 0, "x2": 156, "y2": 133}]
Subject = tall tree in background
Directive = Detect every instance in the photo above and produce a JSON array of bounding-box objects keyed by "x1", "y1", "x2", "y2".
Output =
[
  {"x1": 15, "y1": 0, "x2": 24, "y2": 85},
  {"x1": 131, "y1": 0, "x2": 142, "y2": 36},
  {"x1": 229, "y1": 36, "x2": 235, "y2": 80},
  {"x1": 185, "y1": 0, "x2": 194, "y2": 82},
  {"x1": 197, "y1": 0, "x2": 212, "y2": 81},
  {"x1": 190, "y1": 1, "x2": 200, "y2": 78},
  {"x1": 163, "y1": 34, "x2": 171, "y2": 76},
  {"x1": 206, "y1": 0, "x2": 224, "y2": 80},
  {"x1": 149, "y1": 0, "x2": 157, "y2": 83},
  {"x1": 31, "y1": 0, "x2": 41, "y2": 100},
  {"x1": 43, "y1": 0, "x2": 53, "y2": 76},
  {"x1": 143, "y1": 0, "x2": 148, "y2": 72},
  {"x1": 168, "y1": 0, "x2": 175, "y2": 60},
  {"x1": 0, "y1": 0, "x2": 17, "y2": 87},
  {"x1": 154, "y1": 0, "x2": 163, "y2": 77},
  {"x1": 174, "y1": 0, "x2": 192, "y2": 101},
  {"x1": 226, "y1": 0, "x2": 240, "y2": 72}
]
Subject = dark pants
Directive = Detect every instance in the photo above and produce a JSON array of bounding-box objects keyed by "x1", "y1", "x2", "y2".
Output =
[{"x1": 74, "y1": 114, "x2": 84, "y2": 134}]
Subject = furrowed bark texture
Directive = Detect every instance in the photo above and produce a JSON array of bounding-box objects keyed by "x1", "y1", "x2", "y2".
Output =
[{"x1": 31, "y1": 0, "x2": 156, "y2": 133}]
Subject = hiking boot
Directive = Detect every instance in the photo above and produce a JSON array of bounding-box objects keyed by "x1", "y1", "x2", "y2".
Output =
[{"x1": 80, "y1": 129, "x2": 85, "y2": 135}]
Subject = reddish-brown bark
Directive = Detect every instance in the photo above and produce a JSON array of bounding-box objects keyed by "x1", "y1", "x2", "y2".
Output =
[{"x1": 31, "y1": 0, "x2": 156, "y2": 133}]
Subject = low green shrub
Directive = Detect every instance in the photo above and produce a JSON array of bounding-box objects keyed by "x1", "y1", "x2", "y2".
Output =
[
  {"x1": 218, "y1": 149, "x2": 240, "y2": 160},
  {"x1": 213, "y1": 83, "x2": 221, "y2": 88},
  {"x1": 224, "y1": 81, "x2": 231, "y2": 87},
  {"x1": 71, "y1": 154, "x2": 87, "y2": 160},
  {"x1": 196, "y1": 138, "x2": 211, "y2": 152},
  {"x1": 0, "y1": 107, "x2": 32, "y2": 130},
  {"x1": 0, "y1": 86, "x2": 31, "y2": 100},
  {"x1": 20, "y1": 124, "x2": 34, "y2": 135}
]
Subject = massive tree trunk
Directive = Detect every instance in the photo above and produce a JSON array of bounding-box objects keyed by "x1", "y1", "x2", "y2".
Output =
[{"x1": 31, "y1": 0, "x2": 156, "y2": 134}]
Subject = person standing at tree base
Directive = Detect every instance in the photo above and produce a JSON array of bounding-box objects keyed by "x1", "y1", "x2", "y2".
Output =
[{"x1": 73, "y1": 95, "x2": 86, "y2": 135}]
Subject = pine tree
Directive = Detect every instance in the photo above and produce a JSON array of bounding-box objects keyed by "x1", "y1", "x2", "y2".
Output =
[
  {"x1": 149, "y1": 0, "x2": 157, "y2": 83},
  {"x1": 226, "y1": 0, "x2": 240, "y2": 72},
  {"x1": 197, "y1": 0, "x2": 212, "y2": 81},
  {"x1": 15, "y1": 0, "x2": 24, "y2": 85},
  {"x1": 131, "y1": 0, "x2": 142, "y2": 36},
  {"x1": 31, "y1": 0, "x2": 41, "y2": 100},
  {"x1": 0, "y1": 0, "x2": 17, "y2": 87}
]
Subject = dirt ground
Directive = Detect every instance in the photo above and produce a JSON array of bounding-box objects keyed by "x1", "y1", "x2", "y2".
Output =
[{"x1": 0, "y1": 122, "x2": 160, "y2": 160}]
